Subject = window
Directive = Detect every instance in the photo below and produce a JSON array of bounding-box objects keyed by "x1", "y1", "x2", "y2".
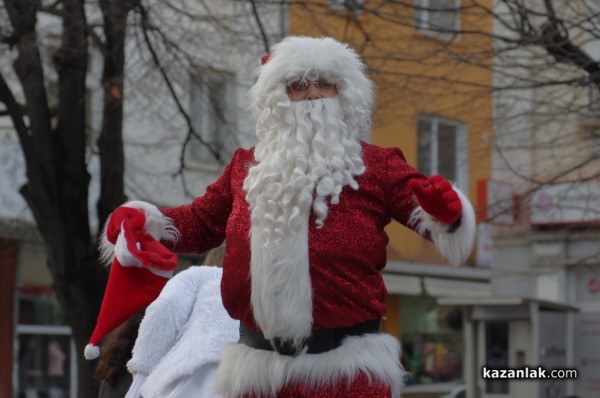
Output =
[
  {"x1": 414, "y1": 0, "x2": 460, "y2": 35},
  {"x1": 401, "y1": 294, "x2": 464, "y2": 385},
  {"x1": 187, "y1": 69, "x2": 236, "y2": 166},
  {"x1": 485, "y1": 321, "x2": 509, "y2": 394},
  {"x1": 417, "y1": 115, "x2": 468, "y2": 191},
  {"x1": 16, "y1": 325, "x2": 77, "y2": 398},
  {"x1": 327, "y1": 0, "x2": 363, "y2": 12},
  {"x1": 16, "y1": 278, "x2": 76, "y2": 397}
]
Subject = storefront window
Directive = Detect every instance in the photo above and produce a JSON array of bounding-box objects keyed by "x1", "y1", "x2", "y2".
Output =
[
  {"x1": 16, "y1": 328, "x2": 74, "y2": 398},
  {"x1": 401, "y1": 294, "x2": 463, "y2": 385},
  {"x1": 16, "y1": 286, "x2": 76, "y2": 397}
]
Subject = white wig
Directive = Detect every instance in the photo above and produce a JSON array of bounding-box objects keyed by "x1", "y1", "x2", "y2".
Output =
[{"x1": 249, "y1": 36, "x2": 374, "y2": 135}]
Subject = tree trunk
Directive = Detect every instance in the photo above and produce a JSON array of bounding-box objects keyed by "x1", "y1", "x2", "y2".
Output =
[
  {"x1": 97, "y1": 0, "x2": 129, "y2": 224},
  {"x1": 4, "y1": 1, "x2": 112, "y2": 397}
]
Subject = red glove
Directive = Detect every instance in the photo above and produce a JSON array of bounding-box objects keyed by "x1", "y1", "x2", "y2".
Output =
[
  {"x1": 109, "y1": 206, "x2": 178, "y2": 270},
  {"x1": 105, "y1": 206, "x2": 146, "y2": 244},
  {"x1": 120, "y1": 224, "x2": 178, "y2": 271},
  {"x1": 409, "y1": 175, "x2": 462, "y2": 224}
]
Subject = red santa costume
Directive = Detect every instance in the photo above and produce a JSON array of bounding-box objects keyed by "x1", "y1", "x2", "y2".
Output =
[{"x1": 101, "y1": 36, "x2": 476, "y2": 398}]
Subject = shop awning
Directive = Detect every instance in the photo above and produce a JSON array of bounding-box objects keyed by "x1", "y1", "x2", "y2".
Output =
[
  {"x1": 437, "y1": 296, "x2": 579, "y2": 312},
  {"x1": 423, "y1": 277, "x2": 492, "y2": 298},
  {"x1": 382, "y1": 274, "x2": 422, "y2": 295},
  {"x1": 382, "y1": 261, "x2": 493, "y2": 297}
]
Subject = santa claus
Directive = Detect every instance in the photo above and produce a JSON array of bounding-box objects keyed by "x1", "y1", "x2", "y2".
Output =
[{"x1": 94, "y1": 36, "x2": 475, "y2": 398}]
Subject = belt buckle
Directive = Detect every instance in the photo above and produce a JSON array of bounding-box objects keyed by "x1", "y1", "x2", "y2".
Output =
[{"x1": 269, "y1": 337, "x2": 308, "y2": 357}]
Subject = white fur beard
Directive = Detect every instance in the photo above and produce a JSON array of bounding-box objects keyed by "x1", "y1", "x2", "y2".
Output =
[
  {"x1": 245, "y1": 98, "x2": 365, "y2": 232},
  {"x1": 245, "y1": 98, "x2": 366, "y2": 342},
  {"x1": 250, "y1": 211, "x2": 313, "y2": 343}
]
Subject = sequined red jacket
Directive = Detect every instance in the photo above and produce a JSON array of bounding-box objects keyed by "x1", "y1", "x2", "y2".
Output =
[{"x1": 161, "y1": 142, "x2": 426, "y2": 330}]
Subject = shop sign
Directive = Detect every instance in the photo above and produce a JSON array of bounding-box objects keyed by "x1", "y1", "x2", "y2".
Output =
[
  {"x1": 530, "y1": 180, "x2": 600, "y2": 225},
  {"x1": 575, "y1": 266, "x2": 600, "y2": 302},
  {"x1": 476, "y1": 222, "x2": 493, "y2": 267}
]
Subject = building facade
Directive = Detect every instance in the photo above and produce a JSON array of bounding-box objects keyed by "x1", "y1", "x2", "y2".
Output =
[
  {"x1": 465, "y1": 0, "x2": 600, "y2": 397},
  {"x1": 288, "y1": 1, "x2": 494, "y2": 396}
]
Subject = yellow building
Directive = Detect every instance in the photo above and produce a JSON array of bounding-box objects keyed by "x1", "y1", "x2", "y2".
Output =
[{"x1": 289, "y1": 1, "x2": 494, "y2": 394}]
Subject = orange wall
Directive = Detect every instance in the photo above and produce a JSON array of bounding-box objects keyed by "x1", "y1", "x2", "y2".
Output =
[
  {"x1": 289, "y1": 0, "x2": 493, "y2": 264},
  {"x1": 382, "y1": 294, "x2": 402, "y2": 337}
]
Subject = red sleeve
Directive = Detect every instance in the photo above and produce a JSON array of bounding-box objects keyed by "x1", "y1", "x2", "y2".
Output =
[
  {"x1": 160, "y1": 150, "x2": 240, "y2": 254},
  {"x1": 384, "y1": 147, "x2": 427, "y2": 227}
]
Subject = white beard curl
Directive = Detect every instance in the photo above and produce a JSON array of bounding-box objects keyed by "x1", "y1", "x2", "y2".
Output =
[{"x1": 243, "y1": 97, "x2": 365, "y2": 344}]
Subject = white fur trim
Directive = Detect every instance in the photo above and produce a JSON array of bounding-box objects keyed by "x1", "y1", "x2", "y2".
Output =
[
  {"x1": 98, "y1": 200, "x2": 179, "y2": 267},
  {"x1": 249, "y1": 213, "x2": 313, "y2": 343},
  {"x1": 123, "y1": 200, "x2": 179, "y2": 243},
  {"x1": 84, "y1": 344, "x2": 100, "y2": 360},
  {"x1": 408, "y1": 187, "x2": 476, "y2": 265},
  {"x1": 114, "y1": 227, "x2": 143, "y2": 267},
  {"x1": 113, "y1": 228, "x2": 173, "y2": 277},
  {"x1": 98, "y1": 220, "x2": 115, "y2": 266},
  {"x1": 213, "y1": 333, "x2": 405, "y2": 398}
]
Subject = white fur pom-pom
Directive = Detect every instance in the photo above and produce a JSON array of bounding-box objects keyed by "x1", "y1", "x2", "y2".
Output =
[{"x1": 84, "y1": 344, "x2": 100, "y2": 360}]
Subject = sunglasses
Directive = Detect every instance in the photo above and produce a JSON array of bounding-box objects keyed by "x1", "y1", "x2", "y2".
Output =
[{"x1": 287, "y1": 78, "x2": 337, "y2": 94}]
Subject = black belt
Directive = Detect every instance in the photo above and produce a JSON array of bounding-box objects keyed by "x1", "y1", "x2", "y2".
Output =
[{"x1": 239, "y1": 320, "x2": 381, "y2": 356}]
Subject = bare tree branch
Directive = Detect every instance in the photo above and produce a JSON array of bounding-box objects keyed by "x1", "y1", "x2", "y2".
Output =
[
  {"x1": 136, "y1": 4, "x2": 223, "y2": 172},
  {"x1": 250, "y1": 0, "x2": 270, "y2": 52}
]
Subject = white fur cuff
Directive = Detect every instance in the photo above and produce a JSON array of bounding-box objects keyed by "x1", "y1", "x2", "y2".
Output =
[{"x1": 409, "y1": 187, "x2": 476, "y2": 266}]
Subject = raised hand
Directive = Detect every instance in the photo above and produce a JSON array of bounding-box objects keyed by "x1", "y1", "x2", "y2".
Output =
[{"x1": 408, "y1": 175, "x2": 462, "y2": 225}]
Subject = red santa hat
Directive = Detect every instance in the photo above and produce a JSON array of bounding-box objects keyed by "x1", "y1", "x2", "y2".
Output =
[
  {"x1": 249, "y1": 36, "x2": 374, "y2": 133},
  {"x1": 84, "y1": 207, "x2": 178, "y2": 360}
]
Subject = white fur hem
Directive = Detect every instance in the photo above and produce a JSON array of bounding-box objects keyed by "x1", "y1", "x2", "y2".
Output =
[
  {"x1": 98, "y1": 200, "x2": 179, "y2": 266},
  {"x1": 213, "y1": 333, "x2": 405, "y2": 398},
  {"x1": 409, "y1": 187, "x2": 476, "y2": 266}
]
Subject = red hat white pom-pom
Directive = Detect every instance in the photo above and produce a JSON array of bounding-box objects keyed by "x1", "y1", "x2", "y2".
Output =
[
  {"x1": 84, "y1": 343, "x2": 100, "y2": 360},
  {"x1": 85, "y1": 201, "x2": 178, "y2": 361}
]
